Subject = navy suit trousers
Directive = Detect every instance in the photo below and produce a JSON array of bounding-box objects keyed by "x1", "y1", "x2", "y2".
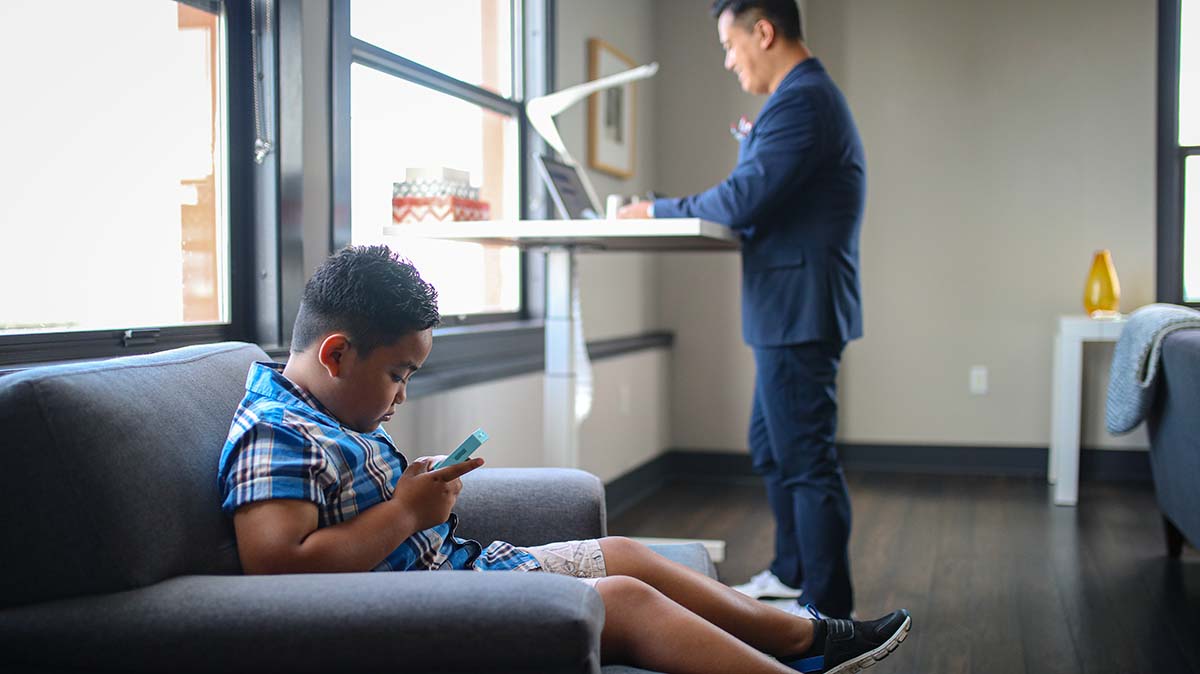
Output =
[{"x1": 749, "y1": 341, "x2": 853, "y2": 618}]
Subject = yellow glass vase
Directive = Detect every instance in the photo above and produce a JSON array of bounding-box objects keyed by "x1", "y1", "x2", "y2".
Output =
[{"x1": 1083, "y1": 249, "x2": 1121, "y2": 317}]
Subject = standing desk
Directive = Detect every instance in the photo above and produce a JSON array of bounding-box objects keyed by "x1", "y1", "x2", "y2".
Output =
[{"x1": 395, "y1": 218, "x2": 739, "y2": 469}]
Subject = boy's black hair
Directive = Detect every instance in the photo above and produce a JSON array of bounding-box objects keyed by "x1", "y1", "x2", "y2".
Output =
[
  {"x1": 711, "y1": 0, "x2": 803, "y2": 42},
  {"x1": 291, "y1": 245, "x2": 440, "y2": 357}
]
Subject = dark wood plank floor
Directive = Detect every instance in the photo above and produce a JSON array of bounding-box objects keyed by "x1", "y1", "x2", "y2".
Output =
[{"x1": 609, "y1": 473, "x2": 1200, "y2": 674}]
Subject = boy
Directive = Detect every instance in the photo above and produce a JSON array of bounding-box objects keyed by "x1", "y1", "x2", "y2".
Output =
[{"x1": 217, "y1": 246, "x2": 911, "y2": 674}]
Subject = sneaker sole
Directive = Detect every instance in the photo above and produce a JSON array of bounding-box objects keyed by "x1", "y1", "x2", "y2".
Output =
[
  {"x1": 824, "y1": 612, "x2": 911, "y2": 674},
  {"x1": 738, "y1": 590, "x2": 804, "y2": 600}
]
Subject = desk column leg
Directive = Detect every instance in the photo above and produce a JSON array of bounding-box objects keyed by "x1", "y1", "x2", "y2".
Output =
[
  {"x1": 543, "y1": 248, "x2": 579, "y2": 469},
  {"x1": 1052, "y1": 332, "x2": 1083, "y2": 506}
]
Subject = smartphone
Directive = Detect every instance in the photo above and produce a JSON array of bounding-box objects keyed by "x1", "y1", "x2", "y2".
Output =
[{"x1": 434, "y1": 428, "x2": 489, "y2": 470}]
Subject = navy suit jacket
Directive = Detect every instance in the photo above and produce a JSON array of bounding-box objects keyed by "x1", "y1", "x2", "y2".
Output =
[{"x1": 654, "y1": 59, "x2": 865, "y2": 347}]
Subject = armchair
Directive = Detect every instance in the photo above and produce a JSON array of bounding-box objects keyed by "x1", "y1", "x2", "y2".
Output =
[{"x1": 0, "y1": 342, "x2": 712, "y2": 673}]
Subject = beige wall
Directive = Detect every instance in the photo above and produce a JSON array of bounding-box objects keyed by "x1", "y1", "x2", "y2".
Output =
[
  {"x1": 652, "y1": 1, "x2": 760, "y2": 450},
  {"x1": 384, "y1": 348, "x2": 671, "y2": 483},
  {"x1": 578, "y1": 348, "x2": 672, "y2": 482},
  {"x1": 383, "y1": 371, "x2": 545, "y2": 468},
  {"x1": 655, "y1": 0, "x2": 1154, "y2": 452}
]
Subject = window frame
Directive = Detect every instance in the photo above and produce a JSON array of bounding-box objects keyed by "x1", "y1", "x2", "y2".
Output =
[
  {"x1": 330, "y1": 0, "x2": 547, "y2": 328},
  {"x1": 0, "y1": 0, "x2": 272, "y2": 367},
  {"x1": 1158, "y1": 0, "x2": 1200, "y2": 306},
  {"x1": 1, "y1": 0, "x2": 558, "y2": 384}
]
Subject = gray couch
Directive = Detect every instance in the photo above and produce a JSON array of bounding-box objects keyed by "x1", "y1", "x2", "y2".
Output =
[
  {"x1": 0, "y1": 342, "x2": 715, "y2": 673},
  {"x1": 1146, "y1": 329, "x2": 1200, "y2": 557}
]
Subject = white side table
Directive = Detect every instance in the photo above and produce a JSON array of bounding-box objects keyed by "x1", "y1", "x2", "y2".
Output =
[{"x1": 1049, "y1": 314, "x2": 1127, "y2": 506}]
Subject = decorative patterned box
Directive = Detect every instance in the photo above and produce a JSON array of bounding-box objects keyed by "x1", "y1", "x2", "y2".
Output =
[
  {"x1": 392, "y1": 195, "x2": 491, "y2": 223},
  {"x1": 392, "y1": 167, "x2": 489, "y2": 223},
  {"x1": 393, "y1": 180, "x2": 481, "y2": 201}
]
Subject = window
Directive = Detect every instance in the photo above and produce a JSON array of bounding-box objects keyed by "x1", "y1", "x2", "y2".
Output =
[
  {"x1": 0, "y1": 0, "x2": 226, "y2": 333},
  {"x1": 1, "y1": 0, "x2": 227, "y2": 334},
  {"x1": 0, "y1": 0, "x2": 261, "y2": 366},
  {"x1": 334, "y1": 0, "x2": 537, "y2": 323},
  {"x1": 1160, "y1": 0, "x2": 1200, "y2": 304}
]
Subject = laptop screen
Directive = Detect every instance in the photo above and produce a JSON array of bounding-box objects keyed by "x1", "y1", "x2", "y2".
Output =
[{"x1": 536, "y1": 154, "x2": 600, "y2": 220}]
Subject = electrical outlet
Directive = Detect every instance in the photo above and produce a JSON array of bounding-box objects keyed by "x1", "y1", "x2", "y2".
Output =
[{"x1": 969, "y1": 365, "x2": 988, "y2": 395}]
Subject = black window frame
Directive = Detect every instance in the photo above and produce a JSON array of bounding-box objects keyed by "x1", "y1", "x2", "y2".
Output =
[
  {"x1": 330, "y1": 0, "x2": 550, "y2": 329},
  {"x1": 0, "y1": 0, "x2": 275, "y2": 368},
  {"x1": 1157, "y1": 0, "x2": 1200, "y2": 306}
]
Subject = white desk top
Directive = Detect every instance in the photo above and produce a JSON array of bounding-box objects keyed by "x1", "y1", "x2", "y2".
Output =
[{"x1": 384, "y1": 218, "x2": 740, "y2": 252}]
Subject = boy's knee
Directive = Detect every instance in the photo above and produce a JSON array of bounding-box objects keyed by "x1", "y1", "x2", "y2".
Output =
[
  {"x1": 595, "y1": 575, "x2": 664, "y2": 661},
  {"x1": 600, "y1": 535, "x2": 629, "y2": 550},
  {"x1": 600, "y1": 535, "x2": 651, "y2": 561},
  {"x1": 594, "y1": 574, "x2": 659, "y2": 608}
]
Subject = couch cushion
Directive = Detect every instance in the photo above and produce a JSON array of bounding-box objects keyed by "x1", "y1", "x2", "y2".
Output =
[
  {"x1": 0, "y1": 342, "x2": 268, "y2": 608},
  {"x1": 644, "y1": 542, "x2": 719, "y2": 580}
]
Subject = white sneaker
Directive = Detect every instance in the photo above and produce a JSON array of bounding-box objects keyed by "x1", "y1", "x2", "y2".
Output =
[
  {"x1": 766, "y1": 599, "x2": 828, "y2": 619},
  {"x1": 731, "y1": 570, "x2": 803, "y2": 599}
]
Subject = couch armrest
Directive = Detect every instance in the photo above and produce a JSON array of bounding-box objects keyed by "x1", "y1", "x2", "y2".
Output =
[
  {"x1": 0, "y1": 572, "x2": 603, "y2": 674},
  {"x1": 454, "y1": 468, "x2": 607, "y2": 546},
  {"x1": 1147, "y1": 329, "x2": 1200, "y2": 545}
]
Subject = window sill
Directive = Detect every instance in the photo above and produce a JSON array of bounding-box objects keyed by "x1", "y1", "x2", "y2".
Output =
[
  {"x1": 0, "y1": 325, "x2": 241, "y2": 376},
  {"x1": 2, "y1": 320, "x2": 674, "y2": 399}
]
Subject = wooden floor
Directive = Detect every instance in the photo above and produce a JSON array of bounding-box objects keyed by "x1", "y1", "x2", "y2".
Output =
[{"x1": 609, "y1": 472, "x2": 1200, "y2": 674}]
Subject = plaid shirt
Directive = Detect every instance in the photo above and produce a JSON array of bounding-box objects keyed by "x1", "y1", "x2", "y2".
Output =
[{"x1": 217, "y1": 362, "x2": 539, "y2": 573}]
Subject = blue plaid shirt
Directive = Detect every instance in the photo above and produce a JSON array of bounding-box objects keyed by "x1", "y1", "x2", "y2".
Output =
[{"x1": 217, "y1": 362, "x2": 539, "y2": 573}]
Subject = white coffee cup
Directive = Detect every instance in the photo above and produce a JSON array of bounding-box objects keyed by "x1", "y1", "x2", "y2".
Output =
[{"x1": 606, "y1": 194, "x2": 623, "y2": 219}]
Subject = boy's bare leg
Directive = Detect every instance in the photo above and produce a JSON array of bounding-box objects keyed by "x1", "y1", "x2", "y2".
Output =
[
  {"x1": 599, "y1": 536, "x2": 814, "y2": 658},
  {"x1": 594, "y1": 575, "x2": 799, "y2": 674}
]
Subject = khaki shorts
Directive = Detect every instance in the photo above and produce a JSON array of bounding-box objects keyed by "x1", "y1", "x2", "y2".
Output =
[{"x1": 518, "y1": 539, "x2": 607, "y2": 587}]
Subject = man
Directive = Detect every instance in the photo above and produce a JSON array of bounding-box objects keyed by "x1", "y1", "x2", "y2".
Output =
[{"x1": 619, "y1": 0, "x2": 865, "y2": 620}]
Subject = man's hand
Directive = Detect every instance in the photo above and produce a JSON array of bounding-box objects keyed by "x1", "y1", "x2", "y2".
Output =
[
  {"x1": 617, "y1": 201, "x2": 653, "y2": 219},
  {"x1": 391, "y1": 457, "x2": 484, "y2": 531}
]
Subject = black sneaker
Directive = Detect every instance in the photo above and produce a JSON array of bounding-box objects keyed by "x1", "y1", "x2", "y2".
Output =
[{"x1": 781, "y1": 609, "x2": 911, "y2": 673}]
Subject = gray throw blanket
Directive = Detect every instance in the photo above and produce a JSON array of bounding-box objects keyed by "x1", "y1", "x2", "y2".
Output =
[{"x1": 1105, "y1": 303, "x2": 1200, "y2": 434}]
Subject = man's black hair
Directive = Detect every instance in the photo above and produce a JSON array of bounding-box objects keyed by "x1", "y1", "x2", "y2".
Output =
[
  {"x1": 711, "y1": 0, "x2": 803, "y2": 42},
  {"x1": 291, "y1": 245, "x2": 440, "y2": 357}
]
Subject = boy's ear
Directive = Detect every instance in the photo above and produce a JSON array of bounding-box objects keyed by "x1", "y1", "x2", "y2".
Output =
[{"x1": 317, "y1": 334, "x2": 352, "y2": 378}]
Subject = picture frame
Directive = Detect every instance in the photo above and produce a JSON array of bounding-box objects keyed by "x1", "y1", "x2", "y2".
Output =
[{"x1": 587, "y1": 38, "x2": 637, "y2": 179}]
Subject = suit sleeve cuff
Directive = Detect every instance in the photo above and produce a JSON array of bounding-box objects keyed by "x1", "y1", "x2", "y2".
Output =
[{"x1": 653, "y1": 197, "x2": 684, "y2": 219}]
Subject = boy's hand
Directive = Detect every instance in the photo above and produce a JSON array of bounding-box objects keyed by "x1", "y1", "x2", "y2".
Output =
[
  {"x1": 413, "y1": 455, "x2": 449, "y2": 469},
  {"x1": 391, "y1": 457, "x2": 484, "y2": 531}
]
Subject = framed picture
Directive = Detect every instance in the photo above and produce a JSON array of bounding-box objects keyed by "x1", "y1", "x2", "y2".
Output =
[{"x1": 587, "y1": 38, "x2": 637, "y2": 179}]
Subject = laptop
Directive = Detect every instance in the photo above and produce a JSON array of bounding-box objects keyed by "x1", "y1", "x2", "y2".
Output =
[{"x1": 535, "y1": 154, "x2": 601, "y2": 220}]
